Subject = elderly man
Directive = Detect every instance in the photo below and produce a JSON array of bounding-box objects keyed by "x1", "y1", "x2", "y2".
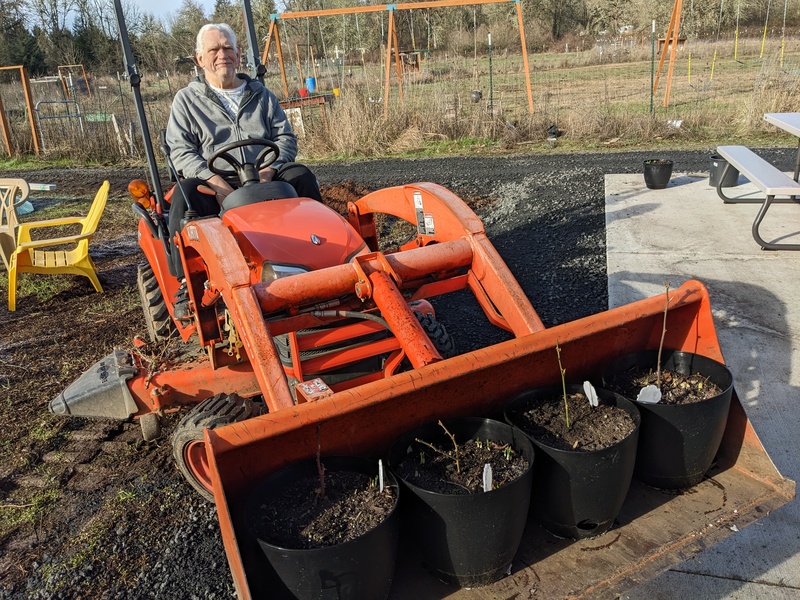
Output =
[{"x1": 165, "y1": 22, "x2": 322, "y2": 316}]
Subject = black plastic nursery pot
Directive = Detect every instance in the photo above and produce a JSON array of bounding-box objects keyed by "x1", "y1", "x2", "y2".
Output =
[
  {"x1": 245, "y1": 456, "x2": 400, "y2": 600},
  {"x1": 387, "y1": 417, "x2": 535, "y2": 587},
  {"x1": 603, "y1": 350, "x2": 734, "y2": 489},
  {"x1": 709, "y1": 154, "x2": 740, "y2": 188},
  {"x1": 505, "y1": 386, "x2": 640, "y2": 540},
  {"x1": 643, "y1": 159, "x2": 674, "y2": 189}
]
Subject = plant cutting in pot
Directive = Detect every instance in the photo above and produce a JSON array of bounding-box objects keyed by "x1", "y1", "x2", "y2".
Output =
[
  {"x1": 387, "y1": 417, "x2": 534, "y2": 587},
  {"x1": 505, "y1": 342, "x2": 640, "y2": 539},
  {"x1": 603, "y1": 285, "x2": 734, "y2": 489},
  {"x1": 245, "y1": 454, "x2": 400, "y2": 600}
]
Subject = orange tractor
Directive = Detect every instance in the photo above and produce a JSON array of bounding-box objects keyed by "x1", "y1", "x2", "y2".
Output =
[
  {"x1": 51, "y1": 3, "x2": 546, "y2": 502},
  {"x1": 51, "y1": 1, "x2": 793, "y2": 598}
]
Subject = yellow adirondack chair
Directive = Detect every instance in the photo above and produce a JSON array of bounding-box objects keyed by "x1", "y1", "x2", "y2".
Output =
[
  {"x1": 7, "y1": 180, "x2": 110, "y2": 311},
  {"x1": 0, "y1": 178, "x2": 30, "y2": 271}
]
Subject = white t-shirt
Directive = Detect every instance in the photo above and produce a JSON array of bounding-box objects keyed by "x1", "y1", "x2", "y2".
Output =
[{"x1": 209, "y1": 80, "x2": 246, "y2": 120}]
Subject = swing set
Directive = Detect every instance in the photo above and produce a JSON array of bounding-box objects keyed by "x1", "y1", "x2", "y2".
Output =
[
  {"x1": 653, "y1": 0, "x2": 789, "y2": 107},
  {"x1": 260, "y1": 0, "x2": 535, "y2": 117}
]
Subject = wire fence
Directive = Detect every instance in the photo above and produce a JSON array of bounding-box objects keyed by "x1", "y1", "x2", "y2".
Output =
[{"x1": 1, "y1": 32, "x2": 799, "y2": 160}]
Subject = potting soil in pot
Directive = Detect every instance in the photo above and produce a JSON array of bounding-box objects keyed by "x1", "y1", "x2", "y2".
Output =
[
  {"x1": 513, "y1": 391, "x2": 636, "y2": 451},
  {"x1": 250, "y1": 470, "x2": 396, "y2": 549},
  {"x1": 607, "y1": 367, "x2": 722, "y2": 405},
  {"x1": 394, "y1": 434, "x2": 529, "y2": 494}
]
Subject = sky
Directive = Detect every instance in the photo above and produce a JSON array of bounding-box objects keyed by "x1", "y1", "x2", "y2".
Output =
[{"x1": 135, "y1": 0, "x2": 217, "y2": 22}]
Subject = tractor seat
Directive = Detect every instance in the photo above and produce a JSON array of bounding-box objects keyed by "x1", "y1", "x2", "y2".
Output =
[{"x1": 221, "y1": 181, "x2": 298, "y2": 215}]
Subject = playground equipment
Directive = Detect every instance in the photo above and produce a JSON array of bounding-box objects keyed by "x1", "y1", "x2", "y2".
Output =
[{"x1": 260, "y1": 0, "x2": 534, "y2": 115}]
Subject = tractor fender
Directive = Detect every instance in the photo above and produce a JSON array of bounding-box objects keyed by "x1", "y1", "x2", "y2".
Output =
[{"x1": 49, "y1": 350, "x2": 140, "y2": 419}]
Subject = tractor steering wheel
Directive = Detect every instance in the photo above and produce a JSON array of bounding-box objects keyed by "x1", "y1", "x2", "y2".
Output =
[{"x1": 207, "y1": 138, "x2": 280, "y2": 187}]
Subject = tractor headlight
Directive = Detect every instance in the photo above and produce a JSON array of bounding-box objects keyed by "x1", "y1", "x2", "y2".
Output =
[{"x1": 261, "y1": 263, "x2": 309, "y2": 282}]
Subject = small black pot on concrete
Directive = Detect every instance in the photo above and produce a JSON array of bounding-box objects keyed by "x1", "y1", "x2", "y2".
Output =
[
  {"x1": 643, "y1": 159, "x2": 674, "y2": 189},
  {"x1": 387, "y1": 417, "x2": 534, "y2": 587},
  {"x1": 709, "y1": 154, "x2": 740, "y2": 187},
  {"x1": 505, "y1": 386, "x2": 640, "y2": 539},
  {"x1": 245, "y1": 456, "x2": 400, "y2": 600},
  {"x1": 603, "y1": 350, "x2": 734, "y2": 489}
]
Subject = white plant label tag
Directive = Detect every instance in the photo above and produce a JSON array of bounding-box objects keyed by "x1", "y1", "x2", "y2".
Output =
[
  {"x1": 378, "y1": 459, "x2": 385, "y2": 492},
  {"x1": 637, "y1": 385, "x2": 662, "y2": 404},
  {"x1": 583, "y1": 381, "x2": 599, "y2": 407},
  {"x1": 482, "y1": 463, "x2": 493, "y2": 492}
]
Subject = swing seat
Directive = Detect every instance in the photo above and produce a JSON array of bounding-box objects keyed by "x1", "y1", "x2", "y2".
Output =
[{"x1": 657, "y1": 37, "x2": 687, "y2": 53}]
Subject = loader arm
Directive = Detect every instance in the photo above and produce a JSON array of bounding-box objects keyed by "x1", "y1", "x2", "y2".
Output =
[
  {"x1": 349, "y1": 183, "x2": 544, "y2": 335},
  {"x1": 180, "y1": 218, "x2": 294, "y2": 412}
]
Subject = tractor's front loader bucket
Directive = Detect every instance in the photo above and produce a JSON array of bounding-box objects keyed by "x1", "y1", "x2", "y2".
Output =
[{"x1": 206, "y1": 280, "x2": 794, "y2": 600}]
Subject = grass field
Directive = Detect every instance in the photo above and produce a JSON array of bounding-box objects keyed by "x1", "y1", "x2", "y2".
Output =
[{"x1": 1, "y1": 34, "x2": 799, "y2": 164}]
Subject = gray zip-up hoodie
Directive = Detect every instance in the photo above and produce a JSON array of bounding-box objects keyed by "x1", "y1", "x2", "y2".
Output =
[{"x1": 165, "y1": 73, "x2": 298, "y2": 182}]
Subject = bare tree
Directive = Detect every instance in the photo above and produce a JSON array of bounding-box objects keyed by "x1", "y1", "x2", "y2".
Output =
[{"x1": 26, "y1": 0, "x2": 77, "y2": 34}]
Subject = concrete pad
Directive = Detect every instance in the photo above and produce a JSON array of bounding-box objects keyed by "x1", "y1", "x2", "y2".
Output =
[
  {"x1": 606, "y1": 173, "x2": 800, "y2": 597},
  {"x1": 620, "y1": 570, "x2": 800, "y2": 600}
]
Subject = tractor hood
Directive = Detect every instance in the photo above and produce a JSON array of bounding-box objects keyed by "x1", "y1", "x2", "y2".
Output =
[{"x1": 222, "y1": 198, "x2": 367, "y2": 279}]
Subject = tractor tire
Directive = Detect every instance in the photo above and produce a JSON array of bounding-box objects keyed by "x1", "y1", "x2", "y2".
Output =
[
  {"x1": 137, "y1": 262, "x2": 176, "y2": 343},
  {"x1": 415, "y1": 312, "x2": 456, "y2": 359},
  {"x1": 171, "y1": 393, "x2": 265, "y2": 501}
]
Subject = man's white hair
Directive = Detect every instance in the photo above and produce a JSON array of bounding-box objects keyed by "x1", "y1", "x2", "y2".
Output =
[{"x1": 196, "y1": 23, "x2": 238, "y2": 54}]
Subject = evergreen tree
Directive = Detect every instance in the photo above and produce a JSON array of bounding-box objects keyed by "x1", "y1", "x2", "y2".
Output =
[
  {"x1": 73, "y1": 16, "x2": 118, "y2": 71},
  {"x1": 169, "y1": 0, "x2": 210, "y2": 58},
  {"x1": 1, "y1": 17, "x2": 48, "y2": 76}
]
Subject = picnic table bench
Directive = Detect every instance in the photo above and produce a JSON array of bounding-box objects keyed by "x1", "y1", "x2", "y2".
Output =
[{"x1": 715, "y1": 145, "x2": 800, "y2": 250}]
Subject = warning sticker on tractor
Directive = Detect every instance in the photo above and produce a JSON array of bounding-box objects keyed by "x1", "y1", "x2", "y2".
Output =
[
  {"x1": 295, "y1": 377, "x2": 333, "y2": 403},
  {"x1": 414, "y1": 191, "x2": 426, "y2": 235},
  {"x1": 424, "y1": 214, "x2": 435, "y2": 235}
]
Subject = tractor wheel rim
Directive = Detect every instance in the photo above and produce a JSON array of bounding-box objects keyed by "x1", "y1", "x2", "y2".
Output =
[{"x1": 185, "y1": 440, "x2": 213, "y2": 493}]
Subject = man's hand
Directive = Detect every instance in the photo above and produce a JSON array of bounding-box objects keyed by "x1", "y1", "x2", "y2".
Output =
[
  {"x1": 259, "y1": 168, "x2": 277, "y2": 183},
  {"x1": 201, "y1": 175, "x2": 235, "y2": 206}
]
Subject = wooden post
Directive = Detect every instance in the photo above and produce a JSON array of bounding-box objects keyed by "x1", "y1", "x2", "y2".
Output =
[
  {"x1": 391, "y1": 11, "x2": 404, "y2": 105},
  {"x1": 653, "y1": 0, "x2": 678, "y2": 94},
  {"x1": 0, "y1": 66, "x2": 41, "y2": 156},
  {"x1": 663, "y1": 0, "x2": 683, "y2": 107},
  {"x1": 262, "y1": 19, "x2": 274, "y2": 65},
  {"x1": 80, "y1": 64, "x2": 92, "y2": 99},
  {"x1": 21, "y1": 68, "x2": 41, "y2": 156},
  {"x1": 383, "y1": 9, "x2": 395, "y2": 117},
  {"x1": 58, "y1": 67, "x2": 71, "y2": 100},
  {"x1": 0, "y1": 92, "x2": 11, "y2": 156},
  {"x1": 111, "y1": 114, "x2": 126, "y2": 156},
  {"x1": 265, "y1": 20, "x2": 290, "y2": 98},
  {"x1": 515, "y1": 0, "x2": 534, "y2": 113},
  {"x1": 653, "y1": 0, "x2": 683, "y2": 108}
]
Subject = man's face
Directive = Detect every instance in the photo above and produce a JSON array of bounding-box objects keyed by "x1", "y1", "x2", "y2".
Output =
[{"x1": 196, "y1": 29, "x2": 240, "y2": 88}]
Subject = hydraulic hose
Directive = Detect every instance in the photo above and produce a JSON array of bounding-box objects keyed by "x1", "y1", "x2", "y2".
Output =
[{"x1": 311, "y1": 310, "x2": 390, "y2": 331}]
